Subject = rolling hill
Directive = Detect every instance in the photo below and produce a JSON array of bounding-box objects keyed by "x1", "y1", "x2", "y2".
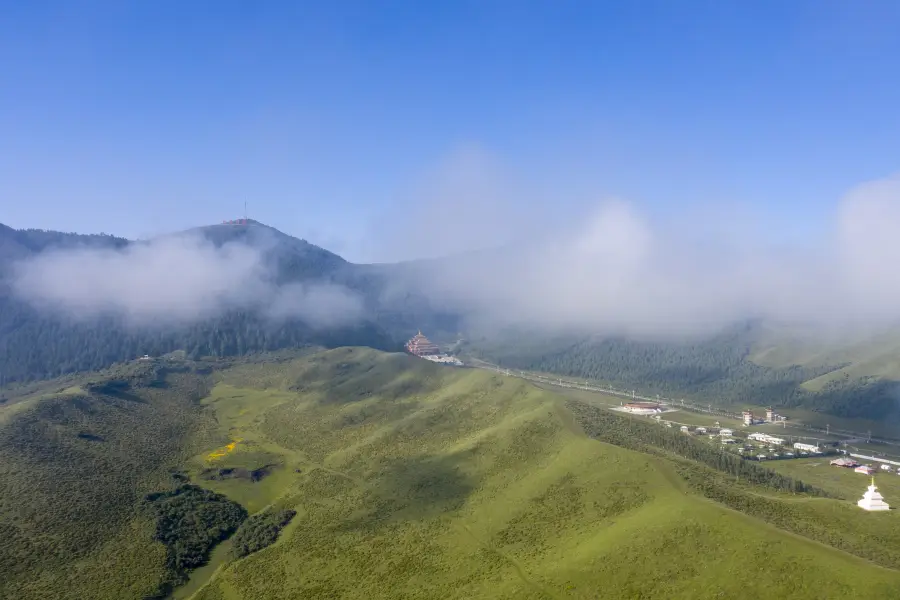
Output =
[{"x1": 2, "y1": 347, "x2": 900, "y2": 599}]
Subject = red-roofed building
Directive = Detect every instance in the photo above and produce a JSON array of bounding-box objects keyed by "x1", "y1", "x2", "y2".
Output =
[
  {"x1": 623, "y1": 402, "x2": 664, "y2": 415},
  {"x1": 405, "y1": 331, "x2": 441, "y2": 357}
]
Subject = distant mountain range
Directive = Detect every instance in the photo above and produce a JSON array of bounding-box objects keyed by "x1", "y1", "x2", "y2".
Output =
[
  {"x1": 3, "y1": 220, "x2": 900, "y2": 422},
  {"x1": 0, "y1": 220, "x2": 461, "y2": 384}
]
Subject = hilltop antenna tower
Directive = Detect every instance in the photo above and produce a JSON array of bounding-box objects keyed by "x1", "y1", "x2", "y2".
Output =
[{"x1": 244, "y1": 201, "x2": 248, "y2": 223}]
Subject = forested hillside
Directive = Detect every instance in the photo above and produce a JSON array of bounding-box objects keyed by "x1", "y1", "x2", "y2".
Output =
[
  {"x1": 5, "y1": 220, "x2": 900, "y2": 422},
  {"x1": 466, "y1": 324, "x2": 900, "y2": 421},
  {"x1": 0, "y1": 222, "x2": 458, "y2": 384}
]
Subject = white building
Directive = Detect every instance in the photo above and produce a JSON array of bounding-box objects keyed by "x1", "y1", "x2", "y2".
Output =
[
  {"x1": 858, "y1": 478, "x2": 890, "y2": 511},
  {"x1": 719, "y1": 428, "x2": 734, "y2": 436},
  {"x1": 881, "y1": 464, "x2": 893, "y2": 472},
  {"x1": 623, "y1": 402, "x2": 665, "y2": 415},
  {"x1": 793, "y1": 442, "x2": 819, "y2": 453},
  {"x1": 696, "y1": 427, "x2": 707, "y2": 434},
  {"x1": 748, "y1": 433, "x2": 786, "y2": 445},
  {"x1": 421, "y1": 354, "x2": 463, "y2": 366}
]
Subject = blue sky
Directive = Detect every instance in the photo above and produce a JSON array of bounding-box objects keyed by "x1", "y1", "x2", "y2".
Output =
[{"x1": 2, "y1": 1, "x2": 900, "y2": 262}]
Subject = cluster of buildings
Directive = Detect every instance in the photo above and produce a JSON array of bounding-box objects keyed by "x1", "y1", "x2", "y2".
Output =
[
  {"x1": 831, "y1": 455, "x2": 900, "y2": 475},
  {"x1": 827, "y1": 457, "x2": 893, "y2": 511},
  {"x1": 404, "y1": 331, "x2": 462, "y2": 366}
]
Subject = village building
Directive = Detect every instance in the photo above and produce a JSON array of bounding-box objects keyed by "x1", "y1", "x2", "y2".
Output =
[
  {"x1": 793, "y1": 442, "x2": 820, "y2": 453},
  {"x1": 742, "y1": 410, "x2": 754, "y2": 426},
  {"x1": 830, "y1": 457, "x2": 858, "y2": 468},
  {"x1": 421, "y1": 354, "x2": 463, "y2": 366},
  {"x1": 766, "y1": 407, "x2": 775, "y2": 422},
  {"x1": 748, "y1": 433, "x2": 786, "y2": 445},
  {"x1": 405, "y1": 331, "x2": 442, "y2": 357},
  {"x1": 719, "y1": 428, "x2": 734, "y2": 436},
  {"x1": 855, "y1": 465, "x2": 876, "y2": 475},
  {"x1": 622, "y1": 402, "x2": 664, "y2": 415}
]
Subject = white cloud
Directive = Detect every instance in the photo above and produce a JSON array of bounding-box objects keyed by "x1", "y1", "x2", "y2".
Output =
[
  {"x1": 11, "y1": 230, "x2": 363, "y2": 327},
  {"x1": 381, "y1": 146, "x2": 900, "y2": 340}
]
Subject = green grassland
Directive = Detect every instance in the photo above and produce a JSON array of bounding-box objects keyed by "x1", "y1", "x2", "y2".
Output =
[
  {"x1": 191, "y1": 349, "x2": 899, "y2": 600},
  {"x1": 766, "y1": 457, "x2": 900, "y2": 503},
  {"x1": 749, "y1": 325, "x2": 900, "y2": 390},
  {"x1": 3, "y1": 349, "x2": 900, "y2": 599}
]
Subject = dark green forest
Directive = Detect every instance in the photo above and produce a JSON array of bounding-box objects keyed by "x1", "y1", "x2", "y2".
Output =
[
  {"x1": 0, "y1": 299, "x2": 400, "y2": 382},
  {"x1": 468, "y1": 326, "x2": 900, "y2": 420},
  {"x1": 231, "y1": 508, "x2": 296, "y2": 558},
  {"x1": 145, "y1": 485, "x2": 248, "y2": 594},
  {"x1": 0, "y1": 223, "x2": 463, "y2": 385}
]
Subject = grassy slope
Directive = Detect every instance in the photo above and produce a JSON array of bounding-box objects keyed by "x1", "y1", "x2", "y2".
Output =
[
  {"x1": 189, "y1": 349, "x2": 900, "y2": 600},
  {"x1": 3, "y1": 348, "x2": 900, "y2": 599},
  {"x1": 0, "y1": 363, "x2": 221, "y2": 600},
  {"x1": 749, "y1": 325, "x2": 900, "y2": 390}
]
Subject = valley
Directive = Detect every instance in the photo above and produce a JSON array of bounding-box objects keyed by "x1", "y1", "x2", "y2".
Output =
[{"x1": 2, "y1": 348, "x2": 900, "y2": 599}]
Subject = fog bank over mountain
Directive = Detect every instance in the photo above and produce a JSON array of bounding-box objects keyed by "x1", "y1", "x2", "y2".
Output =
[
  {"x1": 380, "y1": 148, "x2": 900, "y2": 340},
  {"x1": 10, "y1": 229, "x2": 364, "y2": 328},
  {"x1": 8, "y1": 139, "x2": 900, "y2": 346}
]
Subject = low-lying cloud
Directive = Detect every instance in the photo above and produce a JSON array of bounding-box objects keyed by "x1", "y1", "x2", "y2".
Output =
[
  {"x1": 11, "y1": 232, "x2": 364, "y2": 328},
  {"x1": 380, "y1": 145, "x2": 900, "y2": 340},
  {"x1": 11, "y1": 143, "x2": 900, "y2": 344}
]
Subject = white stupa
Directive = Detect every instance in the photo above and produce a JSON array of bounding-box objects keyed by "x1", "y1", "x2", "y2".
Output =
[{"x1": 858, "y1": 477, "x2": 891, "y2": 511}]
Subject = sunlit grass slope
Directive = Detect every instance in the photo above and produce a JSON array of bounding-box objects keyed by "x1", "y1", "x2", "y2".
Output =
[{"x1": 191, "y1": 348, "x2": 900, "y2": 600}]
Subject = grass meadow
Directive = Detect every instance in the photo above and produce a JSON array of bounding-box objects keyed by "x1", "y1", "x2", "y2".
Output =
[{"x1": 3, "y1": 348, "x2": 900, "y2": 599}]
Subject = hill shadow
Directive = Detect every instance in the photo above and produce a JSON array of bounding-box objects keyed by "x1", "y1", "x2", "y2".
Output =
[
  {"x1": 85, "y1": 380, "x2": 147, "y2": 404},
  {"x1": 337, "y1": 453, "x2": 477, "y2": 532}
]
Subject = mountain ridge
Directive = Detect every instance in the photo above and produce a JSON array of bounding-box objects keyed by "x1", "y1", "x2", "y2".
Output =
[
  {"x1": 0, "y1": 220, "x2": 454, "y2": 384},
  {"x1": 4, "y1": 220, "x2": 900, "y2": 423}
]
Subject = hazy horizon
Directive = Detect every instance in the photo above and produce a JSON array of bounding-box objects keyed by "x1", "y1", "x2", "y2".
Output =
[{"x1": 4, "y1": 2, "x2": 900, "y2": 340}]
